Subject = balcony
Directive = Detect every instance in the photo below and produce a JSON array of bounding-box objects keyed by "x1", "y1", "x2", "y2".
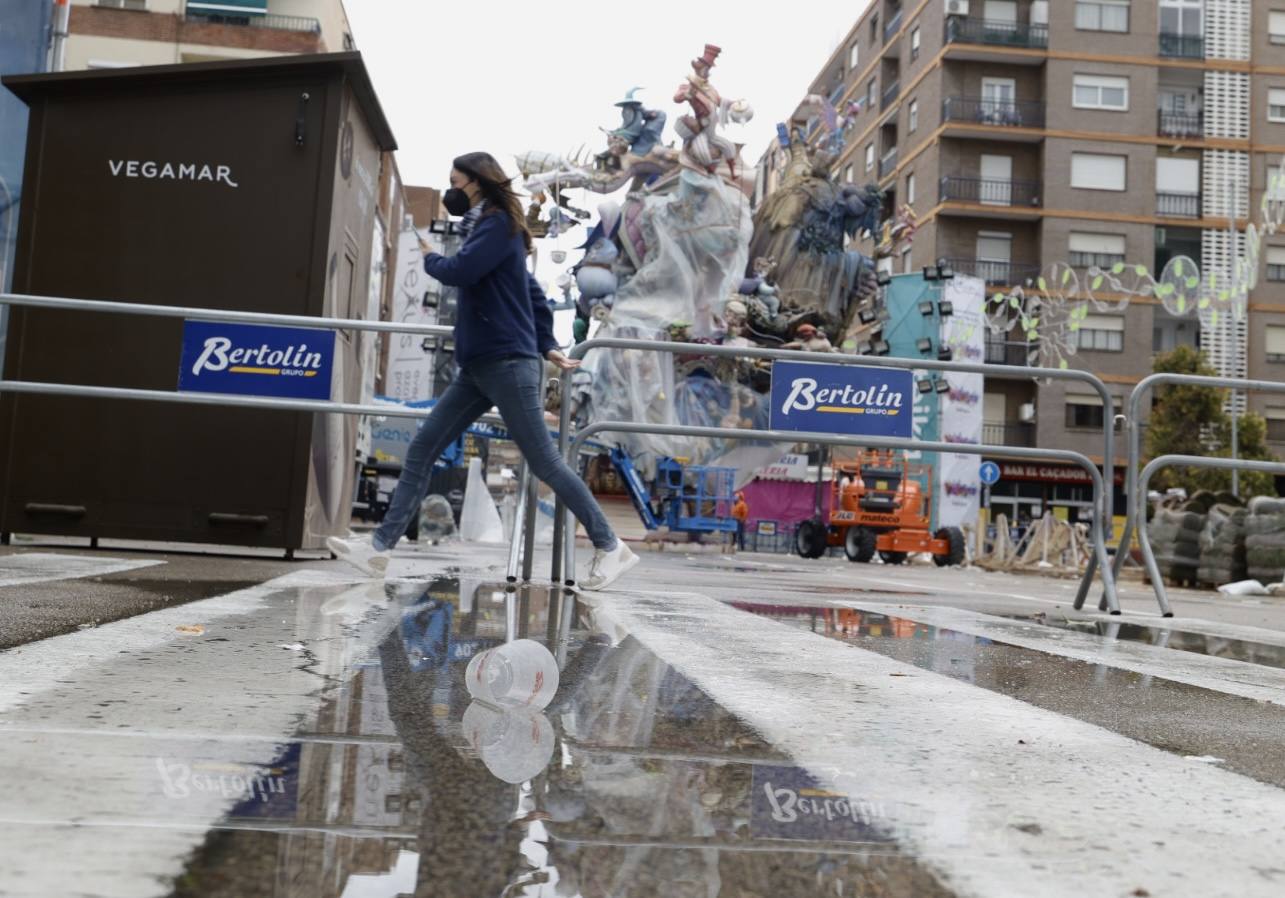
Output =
[
  {"x1": 985, "y1": 337, "x2": 1038, "y2": 367},
  {"x1": 944, "y1": 17, "x2": 1049, "y2": 50},
  {"x1": 1159, "y1": 32, "x2": 1204, "y2": 59},
  {"x1": 884, "y1": 8, "x2": 904, "y2": 43},
  {"x1": 983, "y1": 421, "x2": 1036, "y2": 447},
  {"x1": 946, "y1": 258, "x2": 1041, "y2": 287},
  {"x1": 184, "y1": 12, "x2": 322, "y2": 33},
  {"x1": 881, "y1": 80, "x2": 901, "y2": 111},
  {"x1": 942, "y1": 96, "x2": 1045, "y2": 129},
  {"x1": 1069, "y1": 252, "x2": 1126, "y2": 270},
  {"x1": 939, "y1": 176, "x2": 1041, "y2": 207},
  {"x1": 1157, "y1": 192, "x2": 1201, "y2": 218},
  {"x1": 1158, "y1": 110, "x2": 1203, "y2": 139}
]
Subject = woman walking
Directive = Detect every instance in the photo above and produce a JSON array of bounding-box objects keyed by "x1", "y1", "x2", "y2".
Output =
[{"x1": 328, "y1": 152, "x2": 638, "y2": 590}]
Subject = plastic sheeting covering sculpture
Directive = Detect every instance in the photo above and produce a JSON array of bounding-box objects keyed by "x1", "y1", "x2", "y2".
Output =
[{"x1": 518, "y1": 47, "x2": 912, "y2": 476}]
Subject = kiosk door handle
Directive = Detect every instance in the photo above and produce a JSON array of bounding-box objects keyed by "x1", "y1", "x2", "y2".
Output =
[
  {"x1": 24, "y1": 504, "x2": 86, "y2": 517},
  {"x1": 295, "y1": 92, "x2": 310, "y2": 147},
  {"x1": 209, "y1": 513, "x2": 270, "y2": 527}
]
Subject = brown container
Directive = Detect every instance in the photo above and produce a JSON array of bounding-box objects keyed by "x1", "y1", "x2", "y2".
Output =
[{"x1": 0, "y1": 53, "x2": 395, "y2": 550}]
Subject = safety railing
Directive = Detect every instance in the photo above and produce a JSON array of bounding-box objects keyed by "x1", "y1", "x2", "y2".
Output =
[
  {"x1": 561, "y1": 422, "x2": 1120, "y2": 614},
  {"x1": 1081, "y1": 372, "x2": 1285, "y2": 617},
  {"x1": 0, "y1": 294, "x2": 463, "y2": 417},
  {"x1": 543, "y1": 336, "x2": 1120, "y2": 609},
  {"x1": 0, "y1": 292, "x2": 466, "y2": 551}
]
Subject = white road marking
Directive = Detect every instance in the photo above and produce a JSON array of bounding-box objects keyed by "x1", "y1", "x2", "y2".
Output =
[
  {"x1": 0, "y1": 569, "x2": 396, "y2": 898},
  {"x1": 587, "y1": 587, "x2": 1285, "y2": 898},
  {"x1": 0, "y1": 552, "x2": 165, "y2": 588},
  {"x1": 835, "y1": 601, "x2": 1285, "y2": 708}
]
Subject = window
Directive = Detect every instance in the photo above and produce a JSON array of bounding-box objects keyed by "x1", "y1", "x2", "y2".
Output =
[
  {"x1": 1156, "y1": 156, "x2": 1200, "y2": 193},
  {"x1": 97, "y1": 0, "x2": 147, "y2": 9},
  {"x1": 849, "y1": 42, "x2": 860, "y2": 71},
  {"x1": 865, "y1": 143, "x2": 875, "y2": 172},
  {"x1": 1268, "y1": 325, "x2": 1285, "y2": 362},
  {"x1": 844, "y1": 164, "x2": 854, "y2": 183},
  {"x1": 1065, "y1": 394, "x2": 1106, "y2": 429},
  {"x1": 908, "y1": 98, "x2": 919, "y2": 132},
  {"x1": 907, "y1": 173, "x2": 917, "y2": 205},
  {"x1": 1075, "y1": 314, "x2": 1124, "y2": 352},
  {"x1": 1271, "y1": 89, "x2": 1285, "y2": 123},
  {"x1": 1268, "y1": 246, "x2": 1285, "y2": 282},
  {"x1": 976, "y1": 231, "x2": 1013, "y2": 283},
  {"x1": 1071, "y1": 153, "x2": 1126, "y2": 191},
  {"x1": 984, "y1": 0, "x2": 1018, "y2": 22},
  {"x1": 1159, "y1": 0, "x2": 1201, "y2": 36},
  {"x1": 1266, "y1": 407, "x2": 1285, "y2": 442},
  {"x1": 868, "y1": 78, "x2": 877, "y2": 108},
  {"x1": 871, "y1": 14, "x2": 879, "y2": 42},
  {"x1": 1069, "y1": 232, "x2": 1126, "y2": 268},
  {"x1": 902, "y1": 247, "x2": 913, "y2": 273},
  {"x1": 1272, "y1": 11, "x2": 1285, "y2": 45},
  {"x1": 1075, "y1": 0, "x2": 1129, "y2": 32},
  {"x1": 911, "y1": 26, "x2": 921, "y2": 60},
  {"x1": 1073, "y1": 75, "x2": 1129, "y2": 111}
]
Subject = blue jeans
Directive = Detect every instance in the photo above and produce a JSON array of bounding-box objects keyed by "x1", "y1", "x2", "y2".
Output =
[{"x1": 374, "y1": 356, "x2": 617, "y2": 553}]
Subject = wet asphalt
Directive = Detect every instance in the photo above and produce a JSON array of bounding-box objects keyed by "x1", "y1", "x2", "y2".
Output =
[{"x1": 3, "y1": 540, "x2": 1285, "y2": 897}]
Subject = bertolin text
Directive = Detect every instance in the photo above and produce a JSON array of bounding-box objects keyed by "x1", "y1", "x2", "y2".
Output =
[{"x1": 781, "y1": 377, "x2": 905, "y2": 415}]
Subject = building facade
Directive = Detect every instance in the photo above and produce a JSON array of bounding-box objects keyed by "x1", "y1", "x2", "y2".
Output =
[
  {"x1": 772, "y1": 0, "x2": 1285, "y2": 522},
  {"x1": 59, "y1": 0, "x2": 350, "y2": 69}
]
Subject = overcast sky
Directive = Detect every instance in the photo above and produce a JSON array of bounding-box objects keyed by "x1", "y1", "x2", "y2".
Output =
[{"x1": 345, "y1": 0, "x2": 871, "y2": 192}]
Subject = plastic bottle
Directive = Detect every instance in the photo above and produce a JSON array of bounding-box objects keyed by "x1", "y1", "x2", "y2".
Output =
[
  {"x1": 464, "y1": 639, "x2": 560, "y2": 710},
  {"x1": 462, "y1": 702, "x2": 555, "y2": 784}
]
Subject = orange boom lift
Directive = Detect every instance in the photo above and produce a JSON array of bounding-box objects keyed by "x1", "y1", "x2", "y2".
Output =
[{"x1": 794, "y1": 449, "x2": 966, "y2": 566}]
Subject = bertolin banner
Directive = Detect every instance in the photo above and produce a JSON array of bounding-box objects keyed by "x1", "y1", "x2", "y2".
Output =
[
  {"x1": 769, "y1": 361, "x2": 913, "y2": 438},
  {"x1": 178, "y1": 321, "x2": 334, "y2": 401}
]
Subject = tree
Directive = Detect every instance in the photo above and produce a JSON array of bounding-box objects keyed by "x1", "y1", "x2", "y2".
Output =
[{"x1": 1145, "y1": 346, "x2": 1278, "y2": 496}]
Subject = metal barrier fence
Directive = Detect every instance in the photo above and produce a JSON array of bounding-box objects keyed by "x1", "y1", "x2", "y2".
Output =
[
  {"x1": 549, "y1": 337, "x2": 1120, "y2": 606},
  {"x1": 1083, "y1": 372, "x2": 1285, "y2": 616},
  {"x1": 0, "y1": 292, "x2": 475, "y2": 552},
  {"x1": 558, "y1": 422, "x2": 1121, "y2": 615}
]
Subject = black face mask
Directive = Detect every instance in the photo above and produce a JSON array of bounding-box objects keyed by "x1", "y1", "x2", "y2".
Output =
[{"x1": 443, "y1": 187, "x2": 471, "y2": 217}]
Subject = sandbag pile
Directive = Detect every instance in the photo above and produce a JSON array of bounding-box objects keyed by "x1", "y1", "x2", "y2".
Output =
[
  {"x1": 1245, "y1": 496, "x2": 1285, "y2": 586},
  {"x1": 1197, "y1": 503, "x2": 1248, "y2": 587},
  {"x1": 1148, "y1": 491, "x2": 1219, "y2": 586}
]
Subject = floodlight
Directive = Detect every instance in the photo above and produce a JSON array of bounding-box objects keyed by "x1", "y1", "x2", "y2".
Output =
[
  {"x1": 919, "y1": 300, "x2": 935, "y2": 316},
  {"x1": 916, "y1": 337, "x2": 933, "y2": 353}
]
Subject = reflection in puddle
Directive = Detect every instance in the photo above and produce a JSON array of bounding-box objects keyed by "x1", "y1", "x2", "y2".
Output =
[
  {"x1": 169, "y1": 580, "x2": 954, "y2": 898},
  {"x1": 1004, "y1": 614, "x2": 1285, "y2": 671},
  {"x1": 738, "y1": 603, "x2": 1285, "y2": 792}
]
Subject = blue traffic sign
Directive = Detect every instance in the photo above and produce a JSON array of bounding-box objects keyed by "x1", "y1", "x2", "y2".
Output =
[{"x1": 979, "y1": 461, "x2": 1001, "y2": 485}]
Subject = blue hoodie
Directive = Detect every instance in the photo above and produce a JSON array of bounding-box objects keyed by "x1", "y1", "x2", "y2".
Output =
[{"x1": 424, "y1": 212, "x2": 559, "y2": 369}]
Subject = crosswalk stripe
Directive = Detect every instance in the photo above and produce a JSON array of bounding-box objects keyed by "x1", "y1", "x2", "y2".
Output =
[
  {"x1": 833, "y1": 601, "x2": 1285, "y2": 707},
  {"x1": 0, "y1": 553, "x2": 165, "y2": 588},
  {"x1": 587, "y1": 587, "x2": 1285, "y2": 898}
]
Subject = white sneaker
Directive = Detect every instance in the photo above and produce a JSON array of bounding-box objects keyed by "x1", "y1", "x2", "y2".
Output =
[
  {"x1": 326, "y1": 535, "x2": 390, "y2": 579},
  {"x1": 580, "y1": 542, "x2": 640, "y2": 591}
]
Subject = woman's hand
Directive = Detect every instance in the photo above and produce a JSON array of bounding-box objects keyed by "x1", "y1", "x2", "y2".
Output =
[
  {"x1": 418, "y1": 237, "x2": 432, "y2": 255},
  {"x1": 546, "y1": 350, "x2": 581, "y2": 371}
]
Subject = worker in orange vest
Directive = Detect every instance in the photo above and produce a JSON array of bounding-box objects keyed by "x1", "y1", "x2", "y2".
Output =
[{"x1": 732, "y1": 492, "x2": 749, "y2": 551}]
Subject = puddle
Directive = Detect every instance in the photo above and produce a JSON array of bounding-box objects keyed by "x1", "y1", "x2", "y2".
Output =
[
  {"x1": 737, "y1": 603, "x2": 1285, "y2": 790},
  {"x1": 1001, "y1": 614, "x2": 1285, "y2": 671},
  {"x1": 158, "y1": 579, "x2": 955, "y2": 897}
]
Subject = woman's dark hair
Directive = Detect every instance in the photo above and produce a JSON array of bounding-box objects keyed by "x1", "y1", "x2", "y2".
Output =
[{"x1": 453, "y1": 151, "x2": 533, "y2": 253}]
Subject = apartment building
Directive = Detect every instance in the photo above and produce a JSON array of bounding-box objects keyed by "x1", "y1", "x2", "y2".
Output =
[
  {"x1": 58, "y1": 0, "x2": 351, "y2": 69},
  {"x1": 769, "y1": 0, "x2": 1285, "y2": 521}
]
